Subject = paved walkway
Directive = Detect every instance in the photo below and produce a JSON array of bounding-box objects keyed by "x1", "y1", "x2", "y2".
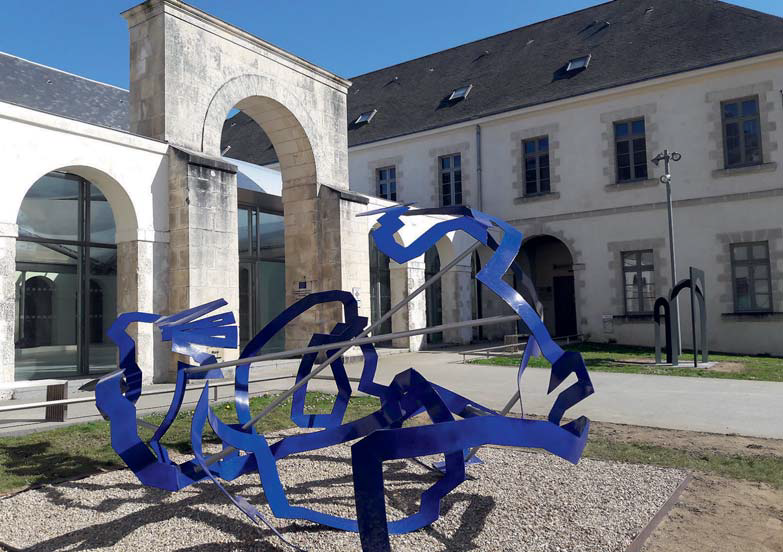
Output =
[{"x1": 1, "y1": 350, "x2": 781, "y2": 439}]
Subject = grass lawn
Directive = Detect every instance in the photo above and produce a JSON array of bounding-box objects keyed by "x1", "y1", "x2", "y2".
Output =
[
  {"x1": 583, "y1": 434, "x2": 783, "y2": 489},
  {"x1": 470, "y1": 342, "x2": 783, "y2": 382},
  {"x1": 0, "y1": 392, "x2": 380, "y2": 495}
]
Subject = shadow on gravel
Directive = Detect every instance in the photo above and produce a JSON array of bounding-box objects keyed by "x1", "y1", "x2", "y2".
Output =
[
  {"x1": 0, "y1": 440, "x2": 117, "y2": 489},
  {"x1": 9, "y1": 451, "x2": 492, "y2": 551}
]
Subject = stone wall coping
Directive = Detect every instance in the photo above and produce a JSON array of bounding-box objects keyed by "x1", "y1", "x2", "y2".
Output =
[
  {"x1": 320, "y1": 184, "x2": 370, "y2": 205},
  {"x1": 170, "y1": 146, "x2": 237, "y2": 174}
]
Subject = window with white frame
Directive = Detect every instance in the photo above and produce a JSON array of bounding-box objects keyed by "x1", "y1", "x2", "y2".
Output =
[
  {"x1": 731, "y1": 241, "x2": 772, "y2": 312},
  {"x1": 376, "y1": 166, "x2": 397, "y2": 201},
  {"x1": 523, "y1": 136, "x2": 550, "y2": 195},
  {"x1": 622, "y1": 250, "x2": 655, "y2": 314},
  {"x1": 614, "y1": 118, "x2": 648, "y2": 182},
  {"x1": 721, "y1": 97, "x2": 762, "y2": 168},
  {"x1": 439, "y1": 153, "x2": 462, "y2": 206}
]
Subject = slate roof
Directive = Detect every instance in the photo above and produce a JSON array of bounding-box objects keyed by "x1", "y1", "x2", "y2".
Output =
[
  {"x1": 222, "y1": 0, "x2": 783, "y2": 165},
  {"x1": 1, "y1": 0, "x2": 782, "y2": 166},
  {"x1": 0, "y1": 52, "x2": 129, "y2": 131}
]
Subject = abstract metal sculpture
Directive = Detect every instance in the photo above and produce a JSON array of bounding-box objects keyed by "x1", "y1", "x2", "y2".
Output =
[
  {"x1": 653, "y1": 266, "x2": 708, "y2": 367},
  {"x1": 94, "y1": 206, "x2": 595, "y2": 552}
]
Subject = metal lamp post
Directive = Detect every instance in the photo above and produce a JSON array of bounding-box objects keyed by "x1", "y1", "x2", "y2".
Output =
[{"x1": 652, "y1": 149, "x2": 683, "y2": 359}]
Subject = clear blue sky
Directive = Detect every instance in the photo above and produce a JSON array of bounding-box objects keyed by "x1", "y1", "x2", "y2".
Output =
[{"x1": 1, "y1": 0, "x2": 782, "y2": 89}]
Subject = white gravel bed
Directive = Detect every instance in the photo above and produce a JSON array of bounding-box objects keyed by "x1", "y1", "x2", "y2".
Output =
[{"x1": 0, "y1": 433, "x2": 686, "y2": 552}]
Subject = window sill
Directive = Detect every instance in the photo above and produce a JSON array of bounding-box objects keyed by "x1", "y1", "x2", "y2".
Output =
[
  {"x1": 605, "y1": 178, "x2": 658, "y2": 192},
  {"x1": 514, "y1": 191, "x2": 560, "y2": 204},
  {"x1": 613, "y1": 314, "x2": 654, "y2": 323},
  {"x1": 721, "y1": 311, "x2": 783, "y2": 321},
  {"x1": 712, "y1": 162, "x2": 777, "y2": 179}
]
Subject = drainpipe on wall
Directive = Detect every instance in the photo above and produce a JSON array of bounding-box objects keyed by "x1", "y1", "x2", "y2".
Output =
[{"x1": 476, "y1": 124, "x2": 483, "y2": 211}]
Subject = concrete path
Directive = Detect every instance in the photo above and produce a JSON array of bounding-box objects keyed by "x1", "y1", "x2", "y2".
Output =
[{"x1": 1, "y1": 350, "x2": 781, "y2": 439}]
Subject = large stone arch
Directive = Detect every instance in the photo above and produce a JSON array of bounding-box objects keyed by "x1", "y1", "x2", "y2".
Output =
[
  {"x1": 123, "y1": 0, "x2": 356, "y2": 351},
  {"x1": 201, "y1": 75, "x2": 320, "y2": 194}
]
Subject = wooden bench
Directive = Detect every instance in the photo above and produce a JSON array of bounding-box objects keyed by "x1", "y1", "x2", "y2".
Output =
[{"x1": 0, "y1": 379, "x2": 69, "y2": 422}]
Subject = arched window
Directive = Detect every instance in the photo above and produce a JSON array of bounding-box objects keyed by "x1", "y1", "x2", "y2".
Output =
[{"x1": 14, "y1": 172, "x2": 117, "y2": 379}]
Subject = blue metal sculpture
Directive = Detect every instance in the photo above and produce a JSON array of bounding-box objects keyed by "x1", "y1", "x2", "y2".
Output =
[{"x1": 95, "y1": 206, "x2": 594, "y2": 552}]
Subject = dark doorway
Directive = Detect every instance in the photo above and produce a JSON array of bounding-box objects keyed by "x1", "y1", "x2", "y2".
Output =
[
  {"x1": 553, "y1": 275, "x2": 577, "y2": 337},
  {"x1": 369, "y1": 235, "x2": 392, "y2": 346},
  {"x1": 425, "y1": 248, "x2": 443, "y2": 344}
]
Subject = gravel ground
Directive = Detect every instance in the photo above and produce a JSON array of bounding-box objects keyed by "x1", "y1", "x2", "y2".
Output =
[{"x1": 0, "y1": 432, "x2": 686, "y2": 552}]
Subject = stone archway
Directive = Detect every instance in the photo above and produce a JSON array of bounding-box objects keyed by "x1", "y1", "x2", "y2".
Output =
[
  {"x1": 123, "y1": 0, "x2": 359, "y2": 350},
  {"x1": 519, "y1": 235, "x2": 579, "y2": 337}
]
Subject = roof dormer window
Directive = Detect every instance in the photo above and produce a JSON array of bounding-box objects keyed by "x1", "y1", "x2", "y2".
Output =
[
  {"x1": 566, "y1": 54, "x2": 591, "y2": 72},
  {"x1": 354, "y1": 109, "x2": 377, "y2": 125},
  {"x1": 448, "y1": 84, "x2": 473, "y2": 101}
]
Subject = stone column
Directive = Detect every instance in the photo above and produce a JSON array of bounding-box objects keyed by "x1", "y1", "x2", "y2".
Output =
[
  {"x1": 389, "y1": 258, "x2": 426, "y2": 351},
  {"x1": 167, "y1": 147, "x2": 239, "y2": 381},
  {"x1": 116, "y1": 237, "x2": 169, "y2": 383},
  {"x1": 442, "y1": 263, "x2": 473, "y2": 344},
  {"x1": 0, "y1": 223, "x2": 17, "y2": 399}
]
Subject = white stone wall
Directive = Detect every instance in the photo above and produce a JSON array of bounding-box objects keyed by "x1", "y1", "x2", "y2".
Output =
[
  {"x1": 0, "y1": 101, "x2": 169, "y2": 384},
  {"x1": 348, "y1": 54, "x2": 783, "y2": 354}
]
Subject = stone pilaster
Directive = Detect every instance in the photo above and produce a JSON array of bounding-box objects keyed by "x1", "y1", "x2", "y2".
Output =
[
  {"x1": 390, "y1": 258, "x2": 426, "y2": 351},
  {"x1": 167, "y1": 147, "x2": 239, "y2": 381},
  {"x1": 0, "y1": 224, "x2": 17, "y2": 399},
  {"x1": 117, "y1": 239, "x2": 169, "y2": 383},
  {"x1": 442, "y1": 263, "x2": 473, "y2": 344}
]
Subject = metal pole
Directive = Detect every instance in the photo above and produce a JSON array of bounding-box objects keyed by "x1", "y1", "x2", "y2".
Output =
[
  {"x1": 665, "y1": 168, "x2": 682, "y2": 358},
  {"x1": 653, "y1": 149, "x2": 683, "y2": 361}
]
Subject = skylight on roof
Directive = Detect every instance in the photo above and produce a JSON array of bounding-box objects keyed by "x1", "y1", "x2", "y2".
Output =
[
  {"x1": 566, "y1": 54, "x2": 592, "y2": 72},
  {"x1": 354, "y1": 109, "x2": 377, "y2": 125},
  {"x1": 448, "y1": 84, "x2": 473, "y2": 101}
]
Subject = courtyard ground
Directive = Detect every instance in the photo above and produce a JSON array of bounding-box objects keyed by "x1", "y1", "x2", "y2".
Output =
[{"x1": 0, "y1": 392, "x2": 781, "y2": 551}]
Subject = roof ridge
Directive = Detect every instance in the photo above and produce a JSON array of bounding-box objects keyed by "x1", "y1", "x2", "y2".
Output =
[
  {"x1": 712, "y1": 0, "x2": 783, "y2": 22},
  {"x1": 349, "y1": 0, "x2": 618, "y2": 80},
  {"x1": 0, "y1": 50, "x2": 129, "y2": 93}
]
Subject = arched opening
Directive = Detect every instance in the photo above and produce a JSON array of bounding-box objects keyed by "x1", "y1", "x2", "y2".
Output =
[
  {"x1": 14, "y1": 171, "x2": 118, "y2": 379},
  {"x1": 218, "y1": 92, "x2": 320, "y2": 351},
  {"x1": 368, "y1": 235, "x2": 392, "y2": 345},
  {"x1": 518, "y1": 235, "x2": 578, "y2": 337},
  {"x1": 425, "y1": 247, "x2": 443, "y2": 345}
]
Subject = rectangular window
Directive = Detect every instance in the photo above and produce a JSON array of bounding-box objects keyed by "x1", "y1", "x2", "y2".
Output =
[
  {"x1": 731, "y1": 241, "x2": 772, "y2": 312},
  {"x1": 622, "y1": 250, "x2": 655, "y2": 314},
  {"x1": 614, "y1": 118, "x2": 648, "y2": 182},
  {"x1": 376, "y1": 166, "x2": 397, "y2": 201},
  {"x1": 523, "y1": 136, "x2": 551, "y2": 195},
  {"x1": 439, "y1": 153, "x2": 462, "y2": 206},
  {"x1": 721, "y1": 97, "x2": 762, "y2": 168}
]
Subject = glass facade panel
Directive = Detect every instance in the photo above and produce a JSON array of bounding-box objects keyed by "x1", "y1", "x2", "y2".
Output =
[
  {"x1": 17, "y1": 172, "x2": 80, "y2": 242},
  {"x1": 89, "y1": 185, "x2": 116, "y2": 244},
  {"x1": 238, "y1": 203, "x2": 285, "y2": 351},
  {"x1": 15, "y1": 172, "x2": 117, "y2": 379}
]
